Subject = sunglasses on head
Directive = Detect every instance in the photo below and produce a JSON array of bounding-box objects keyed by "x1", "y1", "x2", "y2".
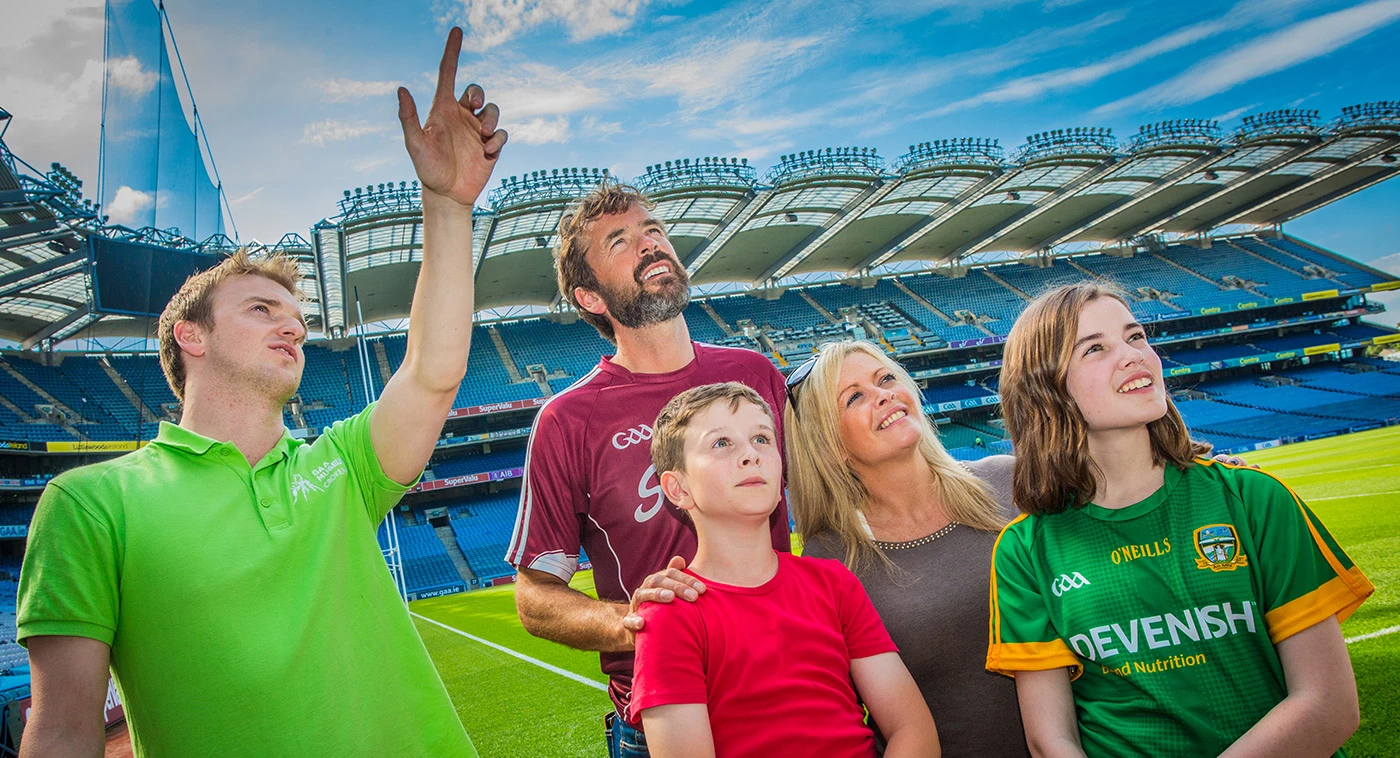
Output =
[{"x1": 784, "y1": 354, "x2": 820, "y2": 419}]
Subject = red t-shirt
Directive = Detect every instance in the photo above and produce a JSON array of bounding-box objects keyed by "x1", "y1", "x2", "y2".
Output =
[
  {"x1": 505, "y1": 342, "x2": 791, "y2": 713},
  {"x1": 629, "y1": 552, "x2": 897, "y2": 757}
]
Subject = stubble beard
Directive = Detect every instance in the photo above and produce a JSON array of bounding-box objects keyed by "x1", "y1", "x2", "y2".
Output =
[{"x1": 206, "y1": 346, "x2": 301, "y2": 411}]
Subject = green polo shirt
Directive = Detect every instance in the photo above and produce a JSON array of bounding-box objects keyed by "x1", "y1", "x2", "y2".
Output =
[{"x1": 17, "y1": 404, "x2": 476, "y2": 757}]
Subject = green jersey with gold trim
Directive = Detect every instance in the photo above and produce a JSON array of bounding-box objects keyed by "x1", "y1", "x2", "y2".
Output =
[{"x1": 986, "y1": 459, "x2": 1372, "y2": 757}]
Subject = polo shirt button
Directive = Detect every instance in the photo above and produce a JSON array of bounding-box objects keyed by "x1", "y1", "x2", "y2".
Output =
[
  {"x1": 219, "y1": 449, "x2": 231, "y2": 457},
  {"x1": 260, "y1": 498, "x2": 273, "y2": 508}
]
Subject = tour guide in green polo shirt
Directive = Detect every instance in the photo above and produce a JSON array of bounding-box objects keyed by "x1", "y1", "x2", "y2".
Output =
[{"x1": 15, "y1": 29, "x2": 507, "y2": 757}]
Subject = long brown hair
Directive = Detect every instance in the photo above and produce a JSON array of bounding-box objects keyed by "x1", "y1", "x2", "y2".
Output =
[
  {"x1": 999, "y1": 283, "x2": 1211, "y2": 515},
  {"x1": 785, "y1": 341, "x2": 1007, "y2": 572}
]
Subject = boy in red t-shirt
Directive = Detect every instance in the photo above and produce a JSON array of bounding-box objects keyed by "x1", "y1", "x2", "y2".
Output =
[{"x1": 630, "y1": 382, "x2": 939, "y2": 758}]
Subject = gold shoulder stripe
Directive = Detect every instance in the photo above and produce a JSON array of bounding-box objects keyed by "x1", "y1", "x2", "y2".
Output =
[
  {"x1": 1199, "y1": 459, "x2": 1372, "y2": 599},
  {"x1": 986, "y1": 640, "x2": 1083, "y2": 681},
  {"x1": 988, "y1": 513, "x2": 1030, "y2": 649},
  {"x1": 1264, "y1": 569, "x2": 1375, "y2": 644}
]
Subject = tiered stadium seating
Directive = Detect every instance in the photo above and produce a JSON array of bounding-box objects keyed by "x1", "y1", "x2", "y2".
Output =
[
  {"x1": 497, "y1": 319, "x2": 613, "y2": 381},
  {"x1": 924, "y1": 382, "x2": 995, "y2": 405},
  {"x1": 447, "y1": 492, "x2": 519, "y2": 582},
  {"x1": 431, "y1": 447, "x2": 527, "y2": 479},
  {"x1": 376, "y1": 520, "x2": 464, "y2": 594},
  {"x1": 900, "y1": 270, "x2": 1023, "y2": 335},
  {"x1": 683, "y1": 305, "x2": 729, "y2": 344},
  {"x1": 1162, "y1": 343, "x2": 1266, "y2": 365}
]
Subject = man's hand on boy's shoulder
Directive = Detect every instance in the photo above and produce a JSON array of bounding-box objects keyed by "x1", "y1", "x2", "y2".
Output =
[{"x1": 622, "y1": 556, "x2": 706, "y2": 644}]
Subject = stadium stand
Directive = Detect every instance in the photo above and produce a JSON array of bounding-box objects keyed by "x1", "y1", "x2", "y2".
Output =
[
  {"x1": 376, "y1": 519, "x2": 465, "y2": 595},
  {"x1": 2, "y1": 102, "x2": 1399, "y2": 611}
]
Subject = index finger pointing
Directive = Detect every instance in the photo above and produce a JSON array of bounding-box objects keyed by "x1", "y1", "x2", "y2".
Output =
[{"x1": 435, "y1": 27, "x2": 463, "y2": 103}]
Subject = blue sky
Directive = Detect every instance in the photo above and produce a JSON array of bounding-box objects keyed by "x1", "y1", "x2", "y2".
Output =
[{"x1": 4, "y1": 0, "x2": 1398, "y2": 269}]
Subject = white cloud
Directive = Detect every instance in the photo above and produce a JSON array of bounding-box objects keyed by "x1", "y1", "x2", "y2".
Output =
[
  {"x1": 476, "y1": 60, "x2": 609, "y2": 120},
  {"x1": 510, "y1": 116, "x2": 572, "y2": 145},
  {"x1": 1209, "y1": 102, "x2": 1261, "y2": 123},
  {"x1": 300, "y1": 119, "x2": 390, "y2": 147},
  {"x1": 352, "y1": 156, "x2": 397, "y2": 173},
  {"x1": 581, "y1": 115, "x2": 623, "y2": 137},
  {"x1": 107, "y1": 186, "x2": 154, "y2": 225},
  {"x1": 629, "y1": 34, "x2": 828, "y2": 116},
  {"x1": 448, "y1": 0, "x2": 652, "y2": 49},
  {"x1": 317, "y1": 78, "x2": 402, "y2": 102},
  {"x1": 1096, "y1": 0, "x2": 1400, "y2": 114},
  {"x1": 930, "y1": 18, "x2": 1226, "y2": 116},
  {"x1": 105, "y1": 55, "x2": 160, "y2": 97},
  {"x1": 232, "y1": 186, "x2": 264, "y2": 205}
]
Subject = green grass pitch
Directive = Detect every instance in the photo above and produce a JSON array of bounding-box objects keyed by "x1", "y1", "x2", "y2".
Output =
[{"x1": 411, "y1": 425, "x2": 1400, "y2": 757}]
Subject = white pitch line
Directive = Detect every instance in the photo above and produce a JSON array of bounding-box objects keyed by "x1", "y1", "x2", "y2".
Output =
[
  {"x1": 1346, "y1": 625, "x2": 1400, "y2": 645},
  {"x1": 1309, "y1": 490, "x2": 1400, "y2": 502},
  {"x1": 411, "y1": 611, "x2": 608, "y2": 692}
]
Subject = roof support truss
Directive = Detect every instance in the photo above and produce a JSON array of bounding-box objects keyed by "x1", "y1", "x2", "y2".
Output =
[
  {"x1": 761, "y1": 180, "x2": 893, "y2": 282},
  {"x1": 857, "y1": 171, "x2": 1011, "y2": 271},
  {"x1": 952, "y1": 160, "x2": 1118, "y2": 258},
  {"x1": 1193, "y1": 137, "x2": 1400, "y2": 232},
  {"x1": 1026, "y1": 151, "x2": 1222, "y2": 252}
]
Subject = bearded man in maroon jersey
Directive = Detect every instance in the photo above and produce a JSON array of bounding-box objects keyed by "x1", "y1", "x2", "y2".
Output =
[{"x1": 505, "y1": 183, "x2": 790, "y2": 758}]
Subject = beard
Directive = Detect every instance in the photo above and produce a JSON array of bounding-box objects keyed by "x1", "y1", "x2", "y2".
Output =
[{"x1": 598, "y1": 252, "x2": 692, "y2": 330}]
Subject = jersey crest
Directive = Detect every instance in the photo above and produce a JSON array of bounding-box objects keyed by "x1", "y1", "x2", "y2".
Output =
[{"x1": 1193, "y1": 524, "x2": 1248, "y2": 572}]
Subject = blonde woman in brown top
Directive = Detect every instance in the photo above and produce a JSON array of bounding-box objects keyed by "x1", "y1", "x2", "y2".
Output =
[{"x1": 785, "y1": 340, "x2": 1028, "y2": 758}]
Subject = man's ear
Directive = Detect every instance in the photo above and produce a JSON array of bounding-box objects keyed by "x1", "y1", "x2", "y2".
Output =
[
  {"x1": 660, "y1": 469, "x2": 695, "y2": 514},
  {"x1": 173, "y1": 320, "x2": 207, "y2": 359},
  {"x1": 574, "y1": 287, "x2": 607, "y2": 317}
]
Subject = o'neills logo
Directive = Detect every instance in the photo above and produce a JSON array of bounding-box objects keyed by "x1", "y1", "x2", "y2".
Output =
[
  {"x1": 1110, "y1": 537, "x2": 1171, "y2": 564},
  {"x1": 612, "y1": 424, "x2": 653, "y2": 450}
]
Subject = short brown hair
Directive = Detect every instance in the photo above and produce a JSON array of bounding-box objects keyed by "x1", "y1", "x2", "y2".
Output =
[
  {"x1": 555, "y1": 182, "x2": 656, "y2": 344},
  {"x1": 652, "y1": 382, "x2": 774, "y2": 476},
  {"x1": 999, "y1": 282, "x2": 1211, "y2": 515},
  {"x1": 157, "y1": 251, "x2": 302, "y2": 401}
]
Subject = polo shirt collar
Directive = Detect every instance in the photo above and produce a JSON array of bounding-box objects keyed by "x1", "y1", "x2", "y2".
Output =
[{"x1": 153, "y1": 421, "x2": 297, "y2": 464}]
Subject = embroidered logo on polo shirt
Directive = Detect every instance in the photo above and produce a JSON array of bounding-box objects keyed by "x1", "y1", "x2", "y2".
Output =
[{"x1": 291, "y1": 474, "x2": 323, "y2": 503}]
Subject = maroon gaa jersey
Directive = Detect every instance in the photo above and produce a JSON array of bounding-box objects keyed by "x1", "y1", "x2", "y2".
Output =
[{"x1": 506, "y1": 342, "x2": 791, "y2": 714}]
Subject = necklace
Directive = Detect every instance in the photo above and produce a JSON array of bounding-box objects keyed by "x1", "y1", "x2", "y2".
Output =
[{"x1": 873, "y1": 521, "x2": 961, "y2": 550}]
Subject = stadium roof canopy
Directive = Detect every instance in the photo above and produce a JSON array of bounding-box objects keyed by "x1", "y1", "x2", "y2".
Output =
[{"x1": 2, "y1": 103, "x2": 1399, "y2": 344}]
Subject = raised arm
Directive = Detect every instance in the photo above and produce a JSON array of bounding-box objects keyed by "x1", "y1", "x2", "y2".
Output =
[
  {"x1": 19, "y1": 636, "x2": 111, "y2": 758},
  {"x1": 851, "y1": 652, "x2": 939, "y2": 758},
  {"x1": 641, "y1": 704, "x2": 715, "y2": 758},
  {"x1": 371, "y1": 27, "x2": 508, "y2": 484},
  {"x1": 1015, "y1": 668, "x2": 1086, "y2": 758},
  {"x1": 1218, "y1": 615, "x2": 1358, "y2": 757},
  {"x1": 515, "y1": 556, "x2": 705, "y2": 652}
]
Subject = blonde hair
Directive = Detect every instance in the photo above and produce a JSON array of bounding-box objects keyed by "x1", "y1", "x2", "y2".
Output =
[
  {"x1": 1000, "y1": 282, "x2": 1211, "y2": 515},
  {"x1": 157, "y1": 251, "x2": 302, "y2": 401},
  {"x1": 652, "y1": 382, "x2": 774, "y2": 476},
  {"x1": 784, "y1": 341, "x2": 1007, "y2": 572},
  {"x1": 555, "y1": 182, "x2": 656, "y2": 344}
]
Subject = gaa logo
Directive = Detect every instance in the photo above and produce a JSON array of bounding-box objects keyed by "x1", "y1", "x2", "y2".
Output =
[
  {"x1": 1051, "y1": 572, "x2": 1091, "y2": 597},
  {"x1": 612, "y1": 424, "x2": 654, "y2": 450}
]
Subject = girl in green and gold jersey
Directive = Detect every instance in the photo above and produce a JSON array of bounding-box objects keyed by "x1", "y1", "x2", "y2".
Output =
[{"x1": 988, "y1": 282, "x2": 1372, "y2": 758}]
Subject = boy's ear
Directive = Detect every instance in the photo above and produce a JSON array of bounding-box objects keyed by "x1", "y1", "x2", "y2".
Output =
[{"x1": 660, "y1": 470, "x2": 694, "y2": 513}]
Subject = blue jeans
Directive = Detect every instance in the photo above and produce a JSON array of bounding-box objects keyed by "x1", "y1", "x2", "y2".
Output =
[{"x1": 605, "y1": 710, "x2": 650, "y2": 758}]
